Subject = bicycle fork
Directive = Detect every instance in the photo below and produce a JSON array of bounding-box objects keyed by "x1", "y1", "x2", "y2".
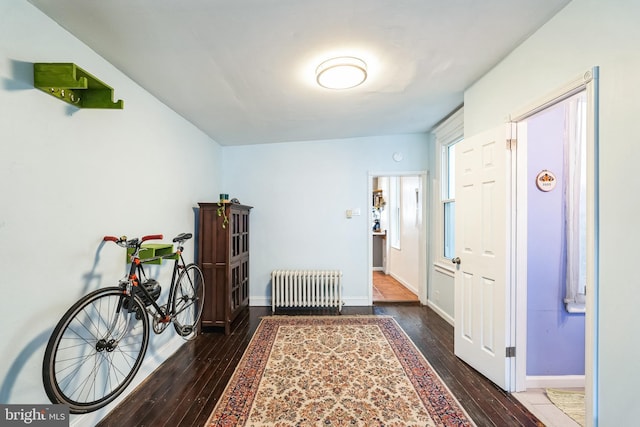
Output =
[
  {"x1": 95, "y1": 281, "x2": 136, "y2": 352},
  {"x1": 98, "y1": 265, "x2": 165, "y2": 351}
]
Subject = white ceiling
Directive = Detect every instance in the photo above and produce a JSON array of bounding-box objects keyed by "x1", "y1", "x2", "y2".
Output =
[{"x1": 28, "y1": 0, "x2": 570, "y2": 146}]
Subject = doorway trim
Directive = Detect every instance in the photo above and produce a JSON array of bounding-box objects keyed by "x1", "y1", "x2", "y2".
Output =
[
  {"x1": 368, "y1": 171, "x2": 428, "y2": 305},
  {"x1": 510, "y1": 68, "x2": 599, "y2": 426}
]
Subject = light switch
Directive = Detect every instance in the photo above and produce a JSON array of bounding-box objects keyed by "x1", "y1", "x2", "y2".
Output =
[{"x1": 346, "y1": 209, "x2": 353, "y2": 218}]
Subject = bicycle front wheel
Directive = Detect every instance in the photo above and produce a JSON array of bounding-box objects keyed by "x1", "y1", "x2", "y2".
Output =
[
  {"x1": 42, "y1": 287, "x2": 149, "y2": 414},
  {"x1": 171, "y1": 263, "x2": 205, "y2": 340}
]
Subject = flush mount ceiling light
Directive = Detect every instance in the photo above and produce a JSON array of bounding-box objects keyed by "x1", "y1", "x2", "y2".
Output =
[{"x1": 316, "y1": 56, "x2": 367, "y2": 90}]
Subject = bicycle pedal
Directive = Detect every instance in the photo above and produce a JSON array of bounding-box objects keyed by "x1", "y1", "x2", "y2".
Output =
[{"x1": 176, "y1": 325, "x2": 195, "y2": 338}]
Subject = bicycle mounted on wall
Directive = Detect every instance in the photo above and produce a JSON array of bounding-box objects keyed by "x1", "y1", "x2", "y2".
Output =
[{"x1": 42, "y1": 233, "x2": 205, "y2": 414}]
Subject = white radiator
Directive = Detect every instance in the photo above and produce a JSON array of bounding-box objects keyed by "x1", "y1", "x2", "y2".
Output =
[{"x1": 271, "y1": 270, "x2": 343, "y2": 312}]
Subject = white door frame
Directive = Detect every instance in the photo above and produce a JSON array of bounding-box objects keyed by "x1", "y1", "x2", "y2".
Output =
[
  {"x1": 510, "y1": 68, "x2": 599, "y2": 426},
  {"x1": 368, "y1": 171, "x2": 428, "y2": 305}
]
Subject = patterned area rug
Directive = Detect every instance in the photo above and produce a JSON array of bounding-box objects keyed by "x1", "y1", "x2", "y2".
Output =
[{"x1": 206, "y1": 316, "x2": 475, "y2": 426}]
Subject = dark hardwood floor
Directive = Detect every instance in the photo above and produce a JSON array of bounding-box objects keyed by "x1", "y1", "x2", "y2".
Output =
[{"x1": 97, "y1": 306, "x2": 543, "y2": 427}]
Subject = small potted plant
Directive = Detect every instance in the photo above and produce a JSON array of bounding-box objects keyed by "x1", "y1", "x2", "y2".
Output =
[{"x1": 217, "y1": 200, "x2": 228, "y2": 228}]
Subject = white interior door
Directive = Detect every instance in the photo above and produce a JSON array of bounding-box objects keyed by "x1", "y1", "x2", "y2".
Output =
[{"x1": 454, "y1": 125, "x2": 513, "y2": 390}]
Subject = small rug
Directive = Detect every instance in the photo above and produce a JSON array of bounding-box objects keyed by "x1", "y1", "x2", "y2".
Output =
[
  {"x1": 206, "y1": 316, "x2": 475, "y2": 426},
  {"x1": 545, "y1": 388, "x2": 585, "y2": 426}
]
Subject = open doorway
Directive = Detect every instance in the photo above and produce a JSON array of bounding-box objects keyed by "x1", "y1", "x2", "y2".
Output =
[
  {"x1": 451, "y1": 69, "x2": 598, "y2": 426},
  {"x1": 509, "y1": 69, "x2": 598, "y2": 426},
  {"x1": 523, "y1": 91, "x2": 587, "y2": 384},
  {"x1": 369, "y1": 174, "x2": 426, "y2": 304},
  {"x1": 512, "y1": 91, "x2": 588, "y2": 427}
]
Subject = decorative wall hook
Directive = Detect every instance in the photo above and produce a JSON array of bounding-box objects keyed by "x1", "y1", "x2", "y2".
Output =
[{"x1": 33, "y1": 63, "x2": 124, "y2": 109}]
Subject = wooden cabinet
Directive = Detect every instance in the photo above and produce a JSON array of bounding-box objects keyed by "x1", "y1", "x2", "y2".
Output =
[{"x1": 197, "y1": 202, "x2": 252, "y2": 334}]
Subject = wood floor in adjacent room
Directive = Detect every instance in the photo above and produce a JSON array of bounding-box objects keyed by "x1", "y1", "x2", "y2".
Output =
[
  {"x1": 372, "y1": 270, "x2": 419, "y2": 303},
  {"x1": 97, "y1": 305, "x2": 543, "y2": 427}
]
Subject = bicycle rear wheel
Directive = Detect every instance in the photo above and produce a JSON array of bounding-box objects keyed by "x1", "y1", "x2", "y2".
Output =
[
  {"x1": 171, "y1": 263, "x2": 204, "y2": 340},
  {"x1": 42, "y1": 287, "x2": 149, "y2": 414}
]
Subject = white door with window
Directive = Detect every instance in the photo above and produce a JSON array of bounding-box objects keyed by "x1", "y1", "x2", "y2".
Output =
[{"x1": 454, "y1": 125, "x2": 513, "y2": 390}]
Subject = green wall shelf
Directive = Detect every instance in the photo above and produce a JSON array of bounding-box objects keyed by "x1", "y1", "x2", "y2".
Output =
[
  {"x1": 33, "y1": 63, "x2": 124, "y2": 109},
  {"x1": 127, "y1": 244, "x2": 177, "y2": 265}
]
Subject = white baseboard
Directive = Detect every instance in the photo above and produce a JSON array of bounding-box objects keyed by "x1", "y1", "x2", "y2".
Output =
[
  {"x1": 250, "y1": 296, "x2": 371, "y2": 308},
  {"x1": 525, "y1": 375, "x2": 585, "y2": 389},
  {"x1": 426, "y1": 300, "x2": 454, "y2": 326},
  {"x1": 70, "y1": 336, "x2": 185, "y2": 427},
  {"x1": 250, "y1": 297, "x2": 270, "y2": 306},
  {"x1": 341, "y1": 297, "x2": 370, "y2": 306}
]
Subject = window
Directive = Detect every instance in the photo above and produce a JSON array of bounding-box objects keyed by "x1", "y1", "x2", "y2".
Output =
[
  {"x1": 564, "y1": 93, "x2": 587, "y2": 312},
  {"x1": 432, "y1": 107, "x2": 463, "y2": 266},
  {"x1": 443, "y1": 144, "x2": 456, "y2": 259},
  {"x1": 389, "y1": 176, "x2": 401, "y2": 249}
]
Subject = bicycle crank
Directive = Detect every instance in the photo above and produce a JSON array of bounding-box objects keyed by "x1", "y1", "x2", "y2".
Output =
[{"x1": 152, "y1": 305, "x2": 171, "y2": 334}]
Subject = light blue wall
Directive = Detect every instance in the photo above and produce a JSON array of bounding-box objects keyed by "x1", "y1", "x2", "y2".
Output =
[
  {"x1": 465, "y1": 0, "x2": 640, "y2": 423},
  {"x1": 0, "y1": 5, "x2": 431, "y2": 424},
  {"x1": 427, "y1": 269, "x2": 455, "y2": 323},
  {"x1": 0, "y1": 3, "x2": 221, "y2": 425},
  {"x1": 221, "y1": 135, "x2": 430, "y2": 306},
  {"x1": 527, "y1": 102, "x2": 585, "y2": 376}
]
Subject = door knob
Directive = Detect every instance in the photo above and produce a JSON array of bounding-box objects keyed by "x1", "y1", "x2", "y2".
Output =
[{"x1": 452, "y1": 257, "x2": 461, "y2": 265}]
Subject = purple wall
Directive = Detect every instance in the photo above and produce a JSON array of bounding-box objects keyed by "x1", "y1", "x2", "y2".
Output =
[{"x1": 527, "y1": 103, "x2": 585, "y2": 376}]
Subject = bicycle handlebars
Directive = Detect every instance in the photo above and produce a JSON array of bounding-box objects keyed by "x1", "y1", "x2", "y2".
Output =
[{"x1": 103, "y1": 234, "x2": 164, "y2": 246}]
